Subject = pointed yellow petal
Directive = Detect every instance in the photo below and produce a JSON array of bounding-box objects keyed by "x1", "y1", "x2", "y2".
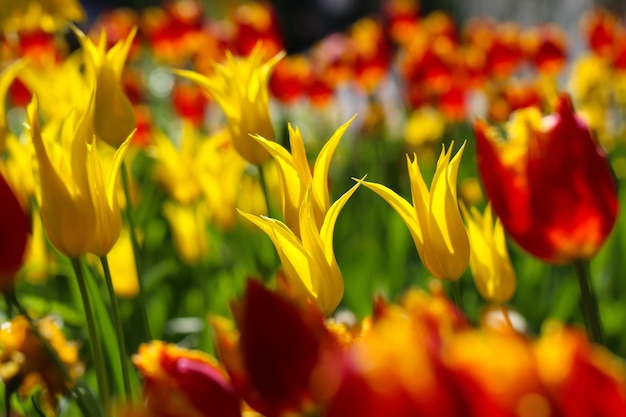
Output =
[
  {"x1": 238, "y1": 211, "x2": 314, "y2": 296},
  {"x1": 312, "y1": 115, "x2": 356, "y2": 218},
  {"x1": 94, "y1": 60, "x2": 137, "y2": 147}
]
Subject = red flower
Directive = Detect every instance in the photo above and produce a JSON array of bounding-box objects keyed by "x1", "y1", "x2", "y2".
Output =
[
  {"x1": 474, "y1": 94, "x2": 618, "y2": 263},
  {"x1": 212, "y1": 279, "x2": 341, "y2": 417},
  {"x1": 0, "y1": 172, "x2": 29, "y2": 288}
]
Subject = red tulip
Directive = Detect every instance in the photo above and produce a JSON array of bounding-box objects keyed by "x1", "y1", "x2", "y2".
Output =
[
  {"x1": 0, "y1": 171, "x2": 29, "y2": 287},
  {"x1": 474, "y1": 94, "x2": 618, "y2": 263}
]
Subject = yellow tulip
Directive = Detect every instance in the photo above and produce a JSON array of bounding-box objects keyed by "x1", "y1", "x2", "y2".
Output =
[
  {"x1": 0, "y1": 61, "x2": 26, "y2": 154},
  {"x1": 250, "y1": 116, "x2": 356, "y2": 237},
  {"x1": 153, "y1": 124, "x2": 202, "y2": 205},
  {"x1": 75, "y1": 26, "x2": 137, "y2": 148},
  {"x1": 0, "y1": 0, "x2": 85, "y2": 32},
  {"x1": 462, "y1": 204, "x2": 516, "y2": 304},
  {"x1": 18, "y1": 52, "x2": 90, "y2": 121},
  {"x1": 25, "y1": 94, "x2": 133, "y2": 258},
  {"x1": 163, "y1": 202, "x2": 209, "y2": 266},
  {"x1": 175, "y1": 46, "x2": 285, "y2": 165},
  {"x1": 240, "y1": 182, "x2": 360, "y2": 315},
  {"x1": 357, "y1": 142, "x2": 469, "y2": 281}
]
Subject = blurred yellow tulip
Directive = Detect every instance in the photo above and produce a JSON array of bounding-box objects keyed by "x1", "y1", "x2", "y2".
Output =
[
  {"x1": 462, "y1": 204, "x2": 516, "y2": 304},
  {"x1": 175, "y1": 46, "x2": 284, "y2": 165},
  {"x1": 163, "y1": 202, "x2": 209, "y2": 266},
  {"x1": 0, "y1": 0, "x2": 85, "y2": 32}
]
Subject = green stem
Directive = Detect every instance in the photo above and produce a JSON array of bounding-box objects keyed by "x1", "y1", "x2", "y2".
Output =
[
  {"x1": 71, "y1": 258, "x2": 110, "y2": 414},
  {"x1": 121, "y1": 161, "x2": 152, "y2": 342},
  {"x1": 450, "y1": 280, "x2": 465, "y2": 313},
  {"x1": 100, "y1": 255, "x2": 132, "y2": 400},
  {"x1": 574, "y1": 260, "x2": 604, "y2": 344}
]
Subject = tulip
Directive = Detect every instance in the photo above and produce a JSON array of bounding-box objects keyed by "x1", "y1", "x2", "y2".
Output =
[
  {"x1": 0, "y1": 61, "x2": 26, "y2": 153},
  {"x1": 75, "y1": 25, "x2": 137, "y2": 148},
  {"x1": 211, "y1": 279, "x2": 340, "y2": 417},
  {"x1": 250, "y1": 116, "x2": 356, "y2": 237},
  {"x1": 462, "y1": 204, "x2": 516, "y2": 304},
  {"x1": 175, "y1": 46, "x2": 285, "y2": 165},
  {"x1": 133, "y1": 341, "x2": 241, "y2": 417},
  {"x1": 0, "y1": 0, "x2": 85, "y2": 33},
  {"x1": 25, "y1": 94, "x2": 132, "y2": 257},
  {"x1": 474, "y1": 94, "x2": 618, "y2": 263},
  {"x1": 239, "y1": 182, "x2": 360, "y2": 315},
  {"x1": 357, "y1": 142, "x2": 469, "y2": 281},
  {"x1": 0, "y1": 171, "x2": 29, "y2": 287}
]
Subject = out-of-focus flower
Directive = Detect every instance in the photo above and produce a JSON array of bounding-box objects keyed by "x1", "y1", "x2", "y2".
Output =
[
  {"x1": 0, "y1": 316, "x2": 82, "y2": 413},
  {"x1": 1, "y1": 61, "x2": 26, "y2": 152},
  {"x1": 251, "y1": 116, "x2": 355, "y2": 237},
  {"x1": 349, "y1": 17, "x2": 391, "y2": 93},
  {"x1": 358, "y1": 142, "x2": 469, "y2": 281},
  {"x1": 231, "y1": 1, "x2": 283, "y2": 58},
  {"x1": 522, "y1": 24, "x2": 568, "y2": 74},
  {"x1": 240, "y1": 182, "x2": 360, "y2": 315},
  {"x1": 153, "y1": 124, "x2": 202, "y2": 205},
  {"x1": 269, "y1": 54, "x2": 312, "y2": 104},
  {"x1": 140, "y1": 0, "x2": 204, "y2": 64},
  {"x1": 474, "y1": 94, "x2": 618, "y2": 263},
  {"x1": 404, "y1": 107, "x2": 445, "y2": 147},
  {"x1": 462, "y1": 204, "x2": 516, "y2": 304},
  {"x1": 103, "y1": 227, "x2": 139, "y2": 297},
  {"x1": 0, "y1": 0, "x2": 85, "y2": 33},
  {"x1": 534, "y1": 321, "x2": 626, "y2": 416},
  {"x1": 163, "y1": 202, "x2": 209, "y2": 266},
  {"x1": 0, "y1": 171, "x2": 29, "y2": 288},
  {"x1": 580, "y1": 8, "x2": 618, "y2": 60},
  {"x1": 381, "y1": 0, "x2": 420, "y2": 46},
  {"x1": 133, "y1": 340, "x2": 241, "y2": 417},
  {"x1": 25, "y1": 94, "x2": 133, "y2": 257},
  {"x1": 171, "y1": 80, "x2": 207, "y2": 127},
  {"x1": 175, "y1": 46, "x2": 284, "y2": 165},
  {"x1": 75, "y1": 26, "x2": 137, "y2": 148},
  {"x1": 326, "y1": 287, "x2": 468, "y2": 417},
  {"x1": 212, "y1": 279, "x2": 341, "y2": 417}
]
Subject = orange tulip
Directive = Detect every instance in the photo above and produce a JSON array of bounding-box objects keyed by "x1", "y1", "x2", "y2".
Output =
[{"x1": 474, "y1": 94, "x2": 618, "y2": 263}]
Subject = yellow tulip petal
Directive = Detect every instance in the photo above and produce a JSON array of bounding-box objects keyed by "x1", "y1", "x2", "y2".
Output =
[
  {"x1": 94, "y1": 61, "x2": 137, "y2": 148},
  {"x1": 312, "y1": 115, "x2": 356, "y2": 219},
  {"x1": 0, "y1": 60, "x2": 26, "y2": 153}
]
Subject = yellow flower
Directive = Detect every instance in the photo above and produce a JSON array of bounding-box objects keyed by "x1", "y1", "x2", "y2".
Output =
[
  {"x1": 153, "y1": 123, "x2": 202, "y2": 205},
  {"x1": 250, "y1": 116, "x2": 356, "y2": 237},
  {"x1": 25, "y1": 94, "x2": 133, "y2": 258},
  {"x1": 462, "y1": 204, "x2": 516, "y2": 304},
  {"x1": 18, "y1": 51, "x2": 90, "y2": 121},
  {"x1": 240, "y1": 182, "x2": 360, "y2": 315},
  {"x1": 0, "y1": 0, "x2": 85, "y2": 33},
  {"x1": 357, "y1": 142, "x2": 469, "y2": 280},
  {"x1": 75, "y1": 26, "x2": 137, "y2": 148},
  {"x1": 175, "y1": 46, "x2": 285, "y2": 165},
  {"x1": 0, "y1": 315, "x2": 83, "y2": 414},
  {"x1": 163, "y1": 202, "x2": 209, "y2": 266},
  {"x1": 102, "y1": 227, "x2": 139, "y2": 297},
  {"x1": 404, "y1": 106, "x2": 445, "y2": 147},
  {"x1": 0, "y1": 61, "x2": 26, "y2": 154}
]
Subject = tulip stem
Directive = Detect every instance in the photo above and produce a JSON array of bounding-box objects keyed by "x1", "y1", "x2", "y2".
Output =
[
  {"x1": 450, "y1": 280, "x2": 465, "y2": 313},
  {"x1": 121, "y1": 161, "x2": 152, "y2": 342},
  {"x1": 71, "y1": 257, "x2": 110, "y2": 415},
  {"x1": 100, "y1": 255, "x2": 133, "y2": 401},
  {"x1": 574, "y1": 260, "x2": 604, "y2": 344}
]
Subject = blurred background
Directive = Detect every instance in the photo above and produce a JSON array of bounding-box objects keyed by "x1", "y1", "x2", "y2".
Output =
[{"x1": 81, "y1": 0, "x2": 625, "y2": 54}]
